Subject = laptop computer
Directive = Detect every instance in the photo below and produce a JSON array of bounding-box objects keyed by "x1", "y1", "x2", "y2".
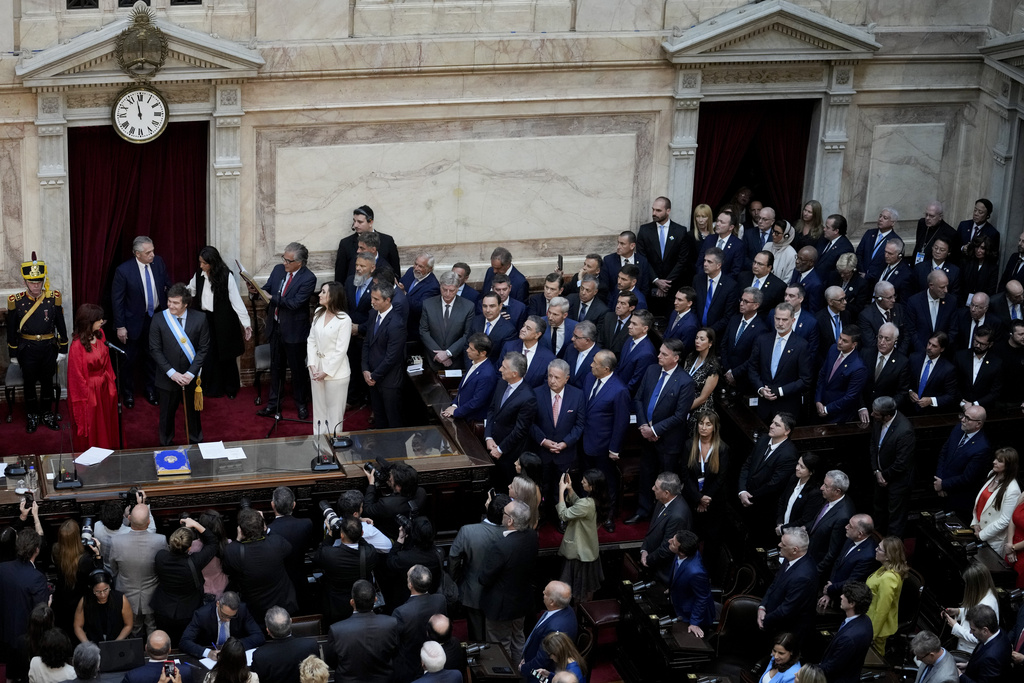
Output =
[{"x1": 98, "y1": 638, "x2": 145, "y2": 672}]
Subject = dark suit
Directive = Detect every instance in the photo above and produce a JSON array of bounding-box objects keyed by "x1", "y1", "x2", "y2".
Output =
[
  {"x1": 998, "y1": 252, "x2": 1024, "y2": 292},
  {"x1": 251, "y1": 635, "x2": 320, "y2": 683},
  {"x1": 956, "y1": 350, "x2": 1003, "y2": 410},
  {"x1": 760, "y1": 554, "x2": 818, "y2": 637},
  {"x1": 818, "y1": 614, "x2": 874, "y2": 683},
  {"x1": 606, "y1": 285, "x2": 648, "y2": 312},
  {"x1": 419, "y1": 295, "x2": 475, "y2": 370},
  {"x1": 567, "y1": 294, "x2": 608, "y2": 325},
  {"x1": 599, "y1": 313, "x2": 633, "y2": 355},
  {"x1": 912, "y1": 260, "x2": 961, "y2": 297},
  {"x1": 855, "y1": 229, "x2": 900, "y2": 281},
  {"x1": 485, "y1": 379, "x2": 539, "y2": 487},
  {"x1": 581, "y1": 372, "x2": 631, "y2": 515},
  {"x1": 860, "y1": 347, "x2": 911, "y2": 412},
  {"x1": 959, "y1": 630, "x2": 1012, "y2": 683},
  {"x1": 869, "y1": 411, "x2": 916, "y2": 535},
  {"x1": 697, "y1": 234, "x2": 745, "y2": 280},
  {"x1": 790, "y1": 309, "x2": 820, "y2": 359},
  {"x1": 363, "y1": 307, "x2": 407, "y2": 428},
  {"x1": 828, "y1": 272, "x2": 872, "y2": 319},
  {"x1": 720, "y1": 313, "x2": 770, "y2": 391},
  {"x1": 791, "y1": 268, "x2": 824, "y2": 314},
  {"x1": 325, "y1": 611, "x2": 400, "y2": 683},
  {"x1": 481, "y1": 267, "x2": 529, "y2": 303},
  {"x1": 641, "y1": 496, "x2": 691, "y2": 584},
  {"x1": 179, "y1": 601, "x2": 265, "y2": 657},
  {"x1": 963, "y1": 262, "x2": 1000, "y2": 301},
  {"x1": 815, "y1": 235, "x2": 855, "y2": 278},
  {"x1": 775, "y1": 475, "x2": 824, "y2": 531},
  {"x1": 747, "y1": 333, "x2": 812, "y2": 420},
  {"x1": 808, "y1": 497, "x2": 856, "y2": 576},
  {"x1": 825, "y1": 538, "x2": 879, "y2": 600},
  {"x1": 663, "y1": 310, "x2": 699, "y2": 357},
  {"x1": 541, "y1": 318, "x2": 576, "y2": 359},
  {"x1": 530, "y1": 384, "x2": 585, "y2": 469},
  {"x1": 450, "y1": 359, "x2": 499, "y2": 421},
  {"x1": 815, "y1": 308, "x2": 852, "y2": 361},
  {"x1": 111, "y1": 255, "x2": 170, "y2": 400},
  {"x1": 935, "y1": 426, "x2": 991, "y2": 518},
  {"x1": 858, "y1": 303, "x2": 910, "y2": 356},
  {"x1": 669, "y1": 553, "x2": 716, "y2": 628},
  {"x1": 0, "y1": 558, "x2": 50, "y2": 651},
  {"x1": 262, "y1": 264, "x2": 316, "y2": 410},
  {"x1": 913, "y1": 219, "x2": 960, "y2": 264},
  {"x1": 743, "y1": 227, "x2": 775, "y2": 268},
  {"x1": 489, "y1": 297, "x2": 528, "y2": 331},
  {"x1": 526, "y1": 293, "x2": 552, "y2": 318},
  {"x1": 636, "y1": 220, "x2": 696, "y2": 295},
  {"x1": 907, "y1": 352, "x2": 959, "y2": 413},
  {"x1": 346, "y1": 276, "x2": 374, "y2": 329},
  {"x1": 953, "y1": 311, "x2": 1006, "y2": 351},
  {"x1": 693, "y1": 273, "x2": 739, "y2": 338},
  {"x1": 312, "y1": 539, "x2": 375, "y2": 623},
  {"x1": 121, "y1": 661, "x2": 195, "y2": 683},
  {"x1": 334, "y1": 230, "x2": 401, "y2": 287},
  {"x1": 520, "y1": 608, "x2": 578, "y2": 680},
  {"x1": 739, "y1": 437, "x2": 799, "y2": 541},
  {"x1": 634, "y1": 365, "x2": 696, "y2": 517},
  {"x1": 267, "y1": 514, "x2": 313, "y2": 609},
  {"x1": 400, "y1": 269, "x2": 441, "y2": 337},
  {"x1": 497, "y1": 341, "x2": 555, "y2": 389},
  {"x1": 480, "y1": 529, "x2": 539, "y2": 622},
  {"x1": 469, "y1": 315, "x2": 517, "y2": 366},
  {"x1": 449, "y1": 519, "x2": 506, "y2": 640},
  {"x1": 393, "y1": 593, "x2": 448, "y2": 683},
  {"x1": 601, "y1": 252, "x2": 653, "y2": 296},
  {"x1": 617, "y1": 336, "x2": 657, "y2": 394},
  {"x1": 563, "y1": 343, "x2": 600, "y2": 389},
  {"x1": 457, "y1": 284, "x2": 480, "y2": 305},
  {"x1": 149, "y1": 309, "x2": 210, "y2": 445},
  {"x1": 221, "y1": 534, "x2": 298, "y2": 625},
  {"x1": 737, "y1": 271, "x2": 787, "y2": 318},
  {"x1": 815, "y1": 347, "x2": 868, "y2": 423},
  {"x1": 906, "y1": 290, "x2": 959, "y2": 353},
  {"x1": 876, "y1": 261, "x2": 914, "y2": 302},
  {"x1": 957, "y1": 220, "x2": 1000, "y2": 257},
  {"x1": 989, "y1": 292, "x2": 1022, "y2": 329}
]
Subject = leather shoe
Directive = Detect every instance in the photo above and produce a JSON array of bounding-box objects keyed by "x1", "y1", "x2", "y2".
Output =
[
  {"x1": 256, "y1": 405, "x2": 278, "y2": 417},
  {"x1": 297, "y1": 405, "x2": 310, "y2": 420},
  {"x1": 25, "y1": 414, "x2": 38, "y2": 433},
  {"x1": 557, "y1": 520, "x2": 568, "y2": 534},
  {"x1": 124, "y1": 396, "x2": 135, "y2": 409},
  {"x1": 42, "y1": 413, "x2": 60, "y2": 431},
  {"x1": 624, "y1": 514, "x2": 647, "y2": 525},
  {"x1": 603, "y1": 519, "x2": 616, "y2": 533},
  {"x1": 145, "y1": 392, "x2": 159, "y2": 406}
]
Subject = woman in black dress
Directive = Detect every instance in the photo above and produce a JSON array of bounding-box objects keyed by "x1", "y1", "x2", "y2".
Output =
[
  {"x1": 187, "y1": 246, "x2": 252, "y2": 398},
  {"x1": 961, "y1": 234, "x2": 999, "y2": 301},
  {"x1": 74, "y1": 571, "x2": 133, "y2": 643}
]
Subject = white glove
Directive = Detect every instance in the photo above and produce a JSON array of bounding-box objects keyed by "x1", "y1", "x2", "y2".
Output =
[
  {"x1": 9, "y1": 358, "x2": 18, "y2": 365},
  {"x1": 57, "y1": 353, "x2": 67, "y2": 364}
]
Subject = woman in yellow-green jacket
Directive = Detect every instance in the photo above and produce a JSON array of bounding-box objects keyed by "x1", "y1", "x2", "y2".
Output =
[
  {"x1": 556, "y1": 469, "x2": 609, "y2": 602},
  {"x1": 865, "y1": 536, "x2": 908, "y2": 654}
]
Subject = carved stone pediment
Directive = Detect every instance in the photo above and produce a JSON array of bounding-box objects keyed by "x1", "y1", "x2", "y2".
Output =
[
  {"x1": 980, "y1": 32, "x2": 1024, "y2": 86},
  {"x1": 16, "y1": 17, "x2": 264, "y2": 89},
  {"x1": 663, "y1": 0, "x2": 880, "y2": 65}
]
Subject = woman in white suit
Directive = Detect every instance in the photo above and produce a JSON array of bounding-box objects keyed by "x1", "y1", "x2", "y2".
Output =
[
  {"x1": 307, "y1": 282, "x2": 352, "y2": 437},
  {"x1": 971, "y1": 447, "x2": 1021, "y2": 556}
]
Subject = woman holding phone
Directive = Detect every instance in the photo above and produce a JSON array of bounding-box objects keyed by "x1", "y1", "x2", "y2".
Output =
[{"x1": 556, "y1": 470, "x2": 608, "y2": 601}]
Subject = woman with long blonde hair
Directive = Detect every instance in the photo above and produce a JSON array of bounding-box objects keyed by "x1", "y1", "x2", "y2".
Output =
[
  {"x1": 692, "y1": 204, "x2": 715, "y2": 244},
  {"x1": 793, "y1": 200, "x2": 824, "y2": 250},
  {"x1": 865, "y1": 536, "x2": 907, "y2": 653}
]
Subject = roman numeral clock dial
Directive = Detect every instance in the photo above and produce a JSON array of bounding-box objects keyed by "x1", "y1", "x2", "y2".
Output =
[{"x1": 111, "y1": 87, "x2": 169, "y2": 143}]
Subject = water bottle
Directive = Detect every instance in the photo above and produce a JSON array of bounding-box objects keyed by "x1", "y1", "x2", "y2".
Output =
[{"x1": 27, "y1": 465, "x2": 37, "y2": 492}]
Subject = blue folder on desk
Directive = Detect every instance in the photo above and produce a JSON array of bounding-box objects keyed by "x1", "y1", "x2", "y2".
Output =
[{"x1": 155, "y1": 449, "x2": 191, "y2": 476}]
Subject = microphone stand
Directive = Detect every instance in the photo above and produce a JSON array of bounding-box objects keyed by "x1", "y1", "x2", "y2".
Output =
[
  {"x1": 107, "y1": 340, "x2": 127, "y2": 451},
  {"x1": 311, "y1": 419, "x2": 340, "y2": 472}
]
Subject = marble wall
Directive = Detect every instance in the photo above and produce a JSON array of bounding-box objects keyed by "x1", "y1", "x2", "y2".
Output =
[
  {"x1": 0, "y1": 133, "x2": 24, "y2": 290},
  {"x1": 863, "y1": 123, "x2": 946, "y2": 230}
]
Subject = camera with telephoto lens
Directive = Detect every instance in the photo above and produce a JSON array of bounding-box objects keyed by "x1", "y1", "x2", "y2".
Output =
[
  {"x1": 363, "y1": 456, "x2": 394, "y2": 485},
  {"x1": 319, "y1": 500, "x2": 342, "y2": 534},
  {"x1": 81, "y1": 517, "x2": 96, "y2": 548},
  {"x1": 119, "y1": 486, "x2": 142, "y2": 511}
]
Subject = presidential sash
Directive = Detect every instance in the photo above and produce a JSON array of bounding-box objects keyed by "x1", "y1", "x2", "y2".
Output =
[{"x1": 163, "y1": 309, "x2": 203, "y2": 410}]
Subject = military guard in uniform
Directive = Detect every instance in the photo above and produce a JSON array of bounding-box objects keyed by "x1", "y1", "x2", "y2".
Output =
[{"x1": 7, "y1": 253, "x2": 68, "y2": 432}]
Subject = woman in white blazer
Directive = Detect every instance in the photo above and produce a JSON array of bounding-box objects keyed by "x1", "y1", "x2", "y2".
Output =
[
  {"x1": 971, "y1": 447, "x2": 1021, "y2": 557},
  {"x1": 307, "y1": 282, "x2": 353, "y2": 437}
]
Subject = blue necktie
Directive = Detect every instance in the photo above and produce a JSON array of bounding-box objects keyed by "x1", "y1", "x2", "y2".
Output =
[
  {"x1": 356, "y1": 283, "x2": 366, "y2": 302},
  {"x1": 659, "y1": 225, "x2": 667, "y2": 258},
  {"x1": 485, "y1": 321, "x2": 492, "y2": 335},
  {"x1": 770, "y1": 337, "x2": 783, "y2": 377},
  {"x1": 871, "y1": 234, "x2": 886, "y2": 258},
  {"x1": 217, "y1": 620, "x2": 228, "y2": 648},
  {"x1": 735, "y1": 319, "x2": 748, "y2": 345},
  {"x1": 646, "y1": 371, "x2": 668, "y2": 422},
  {"x1": 622, "y1": 339, "x2": 636, "y2": 365},
  {"x1": 500, "y1": 384, "x2": 513, "y2": 407},
  {"x1": 144, "y1": 265, "x2": 155, "y2": 317},
  {"x1": 702, "y1": 278, "x2": 714, "y2": 325},
  {"x1": 833, "y1": 314, "x2": 841, "y2": 341},
  {"x1": 917, "y1": 358, "x2": 932, "y2": 396},
  {"x1": 374, "y1": 314, "x2": 382, "y2": 335},
  {"x1": 589, "y1": 378, "x2": 602, "y2": 400}
]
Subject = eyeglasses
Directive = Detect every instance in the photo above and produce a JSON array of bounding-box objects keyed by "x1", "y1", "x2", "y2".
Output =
[
  {"x1": 282, "y1": 257, "x2": 298, "y2": 264},
  {"x1": 93, "y1": 587, "x2": 111, "y2": 595}
]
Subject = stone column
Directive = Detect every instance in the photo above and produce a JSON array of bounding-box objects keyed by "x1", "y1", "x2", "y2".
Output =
[
  {"x1": 35, "y1": 92, "x2": 74, "y2": 311},
  {"x1": 988, "y1": 76, "x2": 1016, "y2": 254},
  {"x1": 815, "y1": 64, "x2": 855, "y2": 217},
  {"x1": 212, "y1": 83, "x2": 243, "y2": 274},
  {"x1": 668, "y1": 69, "x2": 702, "y2": 222}
]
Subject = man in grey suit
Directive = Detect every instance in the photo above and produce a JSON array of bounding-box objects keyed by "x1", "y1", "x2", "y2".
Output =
[
  {"x1": 107, "y1": 503, "x2": 167, "y2": 638},
  {"x1": 420, "y1": 271, "x2": 475, "y2": 370},
  {"x1": 448, "y1": 493, "x2": 510, "y2": 641},
  {"x1": 911, "y1": 631, "x2": 958, "y2": 683}
]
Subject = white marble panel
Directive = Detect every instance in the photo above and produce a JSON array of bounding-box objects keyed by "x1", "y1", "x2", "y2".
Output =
[
  {"x1": 256, "y1": 0, "x2": 350, "y2": 42},
  {"x1": 575, "y1": 0, "x2": 664, "y2": 31},
  {"x1": 274, "y1": 134, "x2": 636, "y2": 254},
  {"x1": 863, "y1": 123, "x2": 945, "y2": 229}
]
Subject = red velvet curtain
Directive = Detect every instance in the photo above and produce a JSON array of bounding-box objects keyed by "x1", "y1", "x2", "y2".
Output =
[
  {"x1": 755, "y1": 102, "x2": 814, "y2": 223},
  {"x1": 693, "y1": 102, "x2": 765, "y2": 213},
  {"x1": 69, "y1": 121, "x2": 208, "y2": 313},
  {"x1": 692, "y1": 100, "x2": 813, "y2": 221}
]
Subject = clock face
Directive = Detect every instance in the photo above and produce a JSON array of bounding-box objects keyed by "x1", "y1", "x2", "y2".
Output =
[{"x1": 112, "y1": 88, "x2": 168, "y2": 143}]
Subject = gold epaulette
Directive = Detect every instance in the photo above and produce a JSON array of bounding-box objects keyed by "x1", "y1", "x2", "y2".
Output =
[
  {"x1": 7, "y1": 293, "x2": 16, "y2": 310},
  {"x1": 53, "y1": 290, "x2": 62, "y2": 306}
]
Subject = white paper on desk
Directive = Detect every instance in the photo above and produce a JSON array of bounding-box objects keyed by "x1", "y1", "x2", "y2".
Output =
[
  {"x1": 223, "y1": 448, "x2": 247, "y2": 460},
  {"x1": 0, "y1": 463, "x2": 7, "y2": 478},
  {"x1": 198, "y1": 650, "x2": 255, "y2": 670},
  {"x1": 443, "y1": 369, "x2": 463, "y2": 378},
  {"x1": 199, "y1": 441, "x2": 227, "y2": 459},
  {"x1": 75, "y1": 447, "x2": 114, "y2": 466}
]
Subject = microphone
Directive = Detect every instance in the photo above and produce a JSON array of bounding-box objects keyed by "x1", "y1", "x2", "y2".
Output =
[
  {"x1": 332, "y1": 419, "x2": 352, "y2": 449},
  {"x1": 311, "y1": 419, "x2": 339, "y2": 472},
  {"x1": 55, "y1": 420, "x2": 82, "y2": 490},
  {"x1": 105, "y1": 340, "x2": 127, "y2": 356},
  {"x1": 657, "y1": 615, "x2": 679, "y2": 627}
]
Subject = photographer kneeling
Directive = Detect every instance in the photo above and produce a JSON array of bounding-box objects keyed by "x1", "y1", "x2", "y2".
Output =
[{"x1": 363, "y1": 461, "x2": 427, "y2": 541}]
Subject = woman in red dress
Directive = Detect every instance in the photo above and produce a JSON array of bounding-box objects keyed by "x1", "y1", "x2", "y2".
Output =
[{"x1": 67, "y1": 304, "x2": 118, "y2": 451}]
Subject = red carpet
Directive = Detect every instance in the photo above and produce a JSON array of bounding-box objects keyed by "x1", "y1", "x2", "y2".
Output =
[
  {"x1": 1, "y1": 385, "x2": 370, "y2": 457},
  {"x1": 537, "y1": 512, "x2": 649, "y2": 551}
]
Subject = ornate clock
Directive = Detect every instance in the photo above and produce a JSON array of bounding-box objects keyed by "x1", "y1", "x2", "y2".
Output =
[{"x1": 111, "y1": 86, "x2": 169, "y2": 143}]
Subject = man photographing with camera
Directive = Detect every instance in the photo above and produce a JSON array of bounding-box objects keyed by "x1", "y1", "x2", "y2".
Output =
[{"x1": 362, "y1": 460, "x2": 427, "y2": 541}]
